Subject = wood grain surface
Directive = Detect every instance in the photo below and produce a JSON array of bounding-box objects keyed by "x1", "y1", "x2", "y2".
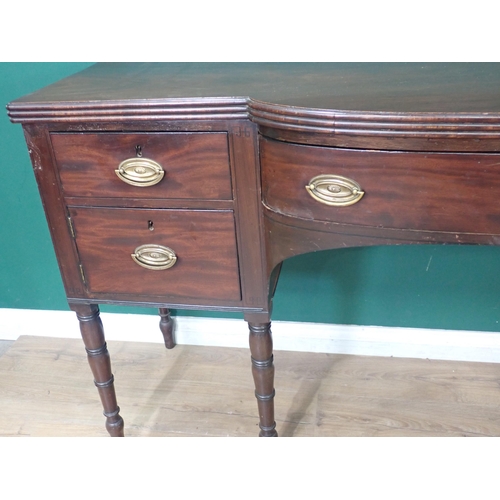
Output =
[
  {"x1": 1, "y1": 336, "x2": 499, "y2": 437},
  {"x1": 10, "y1": 63, "x2": 500, "y2": 113},
  {"x1": 52, "y1": 132, "x2": 232, "y2": 201},
  {"x1": 69, "y1": 207, "x2": 241, "y2": 301},
  {"x1": 261, "y1": 137, "x2": 500, "y2": 235}
]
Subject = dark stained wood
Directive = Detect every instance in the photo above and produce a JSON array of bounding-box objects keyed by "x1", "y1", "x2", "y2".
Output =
[
  {"x1": 261, "y1": 137, "x2": 500, "y2": 235},
  {"x1": 8, "y1": 63, "x2": 500, "y2": 113},
  {"x1": 254, "y1": 103, "x2": 500, "y2": 152},
  {"x1": 263, "y1": 208, "x2": 500, "y2": 277},
  {"x1": 68, "y1": 207, "x2": 241, "y2": 302},
  {"x1": 228, "y1": 122, "x2": 272, "y2": 311},
  {"x1": 7, "y1": 63, "x2": 500, "y2": 437},
  {"x1": 70, "y1": 304, "x2": 124, "y2": 437},
  {"x1": 63, "y1": 197, "x2": 233, "y2": 210},
  {"x1": 259, "y1": 127, "x2": 500, "y2": 153},
  {"x1": 159, "y1": 308, "x2": 175, "y2": 349},
  {"x1": 8, "y1": 63, "x2": 500, "y2": 152},
  {"x1": 22, "y1": 124, "x2": 85, "y2": 299},
  {"x1": 52, "y1": 132, "x2": 232, "y2": 201},
  {"x1": 248, "y1": 322, "x2": 277, "y2": 437}
]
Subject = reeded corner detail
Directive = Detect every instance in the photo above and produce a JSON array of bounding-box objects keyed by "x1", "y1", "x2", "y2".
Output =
[
  {"x1": 306, "y1": 174, "x2": 364, "y2": 207},
  {"x1": 115, "y1": 158, "x2": 165, "y2": 187},
  {"x1": 131, "y1": 244, "x2": 177, "y2": 270}
]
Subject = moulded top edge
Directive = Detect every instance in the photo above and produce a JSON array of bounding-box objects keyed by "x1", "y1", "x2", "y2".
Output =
[{"x1": 7, "y1": 62, "x2": 500, "y2": 114}]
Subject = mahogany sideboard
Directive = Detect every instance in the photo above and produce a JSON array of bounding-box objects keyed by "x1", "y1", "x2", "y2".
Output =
[{"x1": 7, "y1": 62, "x2": 500, "y2": 437}]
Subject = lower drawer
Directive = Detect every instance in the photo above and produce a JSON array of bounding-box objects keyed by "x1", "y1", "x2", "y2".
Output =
[{"x1": 69, "y1": 207, "x2": 241, "y2": 301}]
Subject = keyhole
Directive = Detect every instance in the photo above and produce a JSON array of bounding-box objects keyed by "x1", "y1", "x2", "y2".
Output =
[
  {"x1": 136, "y1": 145, "x2": 143, "y2": 157},
  {"x1": 148, "y1": 220, "x2": 154, "y2": 231}
]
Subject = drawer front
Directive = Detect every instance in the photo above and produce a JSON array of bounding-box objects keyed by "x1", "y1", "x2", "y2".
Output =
[
  {"x1": 69, "y1": 207, "x2": 241, "y2": 301},
  {"x1": 52, "y1": 132, "x2": 232, "y2": 200},
  {"x1": 261, "y1": 137, "x2": 500, "y2": 234}
]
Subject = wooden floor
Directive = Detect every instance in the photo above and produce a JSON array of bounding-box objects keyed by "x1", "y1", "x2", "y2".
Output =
[{"x1": 1, "y1": 335, "x2": 500, "y2": 437}]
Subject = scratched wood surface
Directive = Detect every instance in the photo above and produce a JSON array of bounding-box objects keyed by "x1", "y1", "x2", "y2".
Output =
[{"x1": 1, "y1": 335, "x2": 500, "y2": 437}]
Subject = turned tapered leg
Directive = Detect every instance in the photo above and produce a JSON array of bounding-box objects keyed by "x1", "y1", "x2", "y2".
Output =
[
  {"x1": 159, "y1": 308, "x2": 175, "y2": 349},
  {"x1": 248, "y1": 322, "x2": 278, "y2": 437},
  {"x1": 72, "y1": 304, "x2": 124, "y2": 437}
]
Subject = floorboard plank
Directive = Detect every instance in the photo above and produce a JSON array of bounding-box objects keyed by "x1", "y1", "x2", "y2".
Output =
[{"x1": 1, "y1": 335, "x2": 499, "y2": 437}]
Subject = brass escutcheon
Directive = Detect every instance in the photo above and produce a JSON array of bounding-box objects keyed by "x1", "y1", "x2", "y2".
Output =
[
  {"x1": 131, "y1": 244, "x2": 177, "y2": 270},
  {"x1": 115, "y1": 157, "x2": 165, "y2": 187},
  {"x1": 305, "y1": 174, "x2": 365, "y2": 206}
]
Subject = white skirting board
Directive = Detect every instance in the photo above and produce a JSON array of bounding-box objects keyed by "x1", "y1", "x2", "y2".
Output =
[{"x1": 1, "y1": 307, "x2": 500, "y2": 363}]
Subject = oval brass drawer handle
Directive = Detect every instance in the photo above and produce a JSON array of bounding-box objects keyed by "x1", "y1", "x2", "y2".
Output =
[
  {"x1": 131, "y1": 244, "x2": 177, "y2": 270},
  {"x1": 306, "y1": 174, "x2": 365, "y2": 206},
  {"x1": 115, "y1": 158, "x2": 165, "y2": 187}
]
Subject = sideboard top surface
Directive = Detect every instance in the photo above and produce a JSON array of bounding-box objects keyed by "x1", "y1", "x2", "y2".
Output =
[{"x1": 8, "y1": 62, "x2": 500, "y2": 114}]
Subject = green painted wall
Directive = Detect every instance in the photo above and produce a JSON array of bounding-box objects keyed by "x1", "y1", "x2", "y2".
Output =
[
  {"x1": 1, "y1": 63, "x2": 94, "y2": 310},
  {"x1": 2, "y1": 63, "x2": 500, "y2": 332}
]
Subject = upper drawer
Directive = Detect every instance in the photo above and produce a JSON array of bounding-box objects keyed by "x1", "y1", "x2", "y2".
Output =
[
  {"x1": 261, "y1": 137, "x2": 500, "y2": 234},
  {"x1": 51, "y1": 132, "x2": 232, "y2": 200}
]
